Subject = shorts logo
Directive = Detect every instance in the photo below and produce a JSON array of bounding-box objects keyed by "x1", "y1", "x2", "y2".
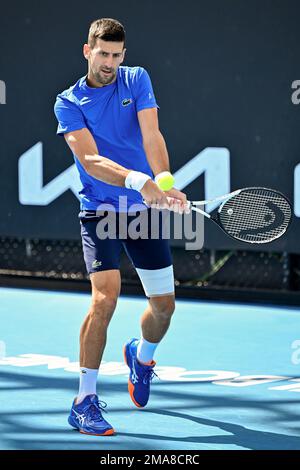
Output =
[
  {"x1": 92, "y1": 260, "x2": 102, "y2": 268},
  {"x1": 122, "y1": 98, "x2": 133, "y2": 106}
]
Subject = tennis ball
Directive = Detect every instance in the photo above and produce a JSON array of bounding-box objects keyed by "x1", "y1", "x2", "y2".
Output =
[{"x1": 156, "y1": 173, "x2": 175, "y2": 191}]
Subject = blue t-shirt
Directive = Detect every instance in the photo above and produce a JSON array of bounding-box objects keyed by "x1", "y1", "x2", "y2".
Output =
[{"x1": 54, "y1": 66, "x2": 159, "y2": 211}]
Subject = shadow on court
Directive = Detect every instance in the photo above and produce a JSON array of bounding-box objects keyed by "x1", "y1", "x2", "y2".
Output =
[{"x1": 1, "y1": 370, "x2": 300, "y2": 450}]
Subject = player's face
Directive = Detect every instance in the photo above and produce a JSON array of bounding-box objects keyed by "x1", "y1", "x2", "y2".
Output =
[{"x1": 85, "y1": 38, "x2": 125, "y2": 86}]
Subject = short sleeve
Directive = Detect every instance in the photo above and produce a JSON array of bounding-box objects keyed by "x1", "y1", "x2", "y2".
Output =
[
  {"x1": 134, "y1": 68, "x2": 159, "y2": 112},
  {"x1": 54, "y1": 95, "x2": 86, "y2": 136}
]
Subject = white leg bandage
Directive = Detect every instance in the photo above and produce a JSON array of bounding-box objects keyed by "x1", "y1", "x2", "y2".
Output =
[{"x1": 135, "y1": 265, "x2": 175, "y2": 297}]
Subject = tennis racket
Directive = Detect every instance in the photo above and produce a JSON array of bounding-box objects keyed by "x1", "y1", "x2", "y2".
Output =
[{"x1": 188, "y1": 187, "x2": 292, "y2": 244}]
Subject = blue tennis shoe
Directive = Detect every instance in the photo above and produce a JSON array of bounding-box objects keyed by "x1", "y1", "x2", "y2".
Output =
[
  {"x1": 68, "y1": 394, "x2": 114, "y2": 436},
  {"x1": 123, "y1": 338, "x2": 157, "y2": 408}
]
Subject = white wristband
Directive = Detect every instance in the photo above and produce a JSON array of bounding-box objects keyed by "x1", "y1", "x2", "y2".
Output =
[{"x1": 125, "y1": 171, "x2": 151, "y2": 192}]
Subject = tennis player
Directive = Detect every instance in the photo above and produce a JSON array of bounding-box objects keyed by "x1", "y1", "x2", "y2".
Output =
[{"x1": 54, "y1": 18, "x2": 188, "y2": 436}]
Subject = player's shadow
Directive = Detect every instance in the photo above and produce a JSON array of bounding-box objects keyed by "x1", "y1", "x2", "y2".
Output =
[
  {"x1": 1, "y1": 369, "x2": 300, "y2": 450},
  {"x1": 118, "y1": 408, "x2": 300, "y2": 450}
]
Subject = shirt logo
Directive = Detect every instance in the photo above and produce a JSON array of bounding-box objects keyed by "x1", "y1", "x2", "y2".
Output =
[
  {"x1": 80, "y1": 97, "x2": 92, "y2": 105},
  {"x1": 122, "y1": 98, "x2": 133, "y2": 107}
]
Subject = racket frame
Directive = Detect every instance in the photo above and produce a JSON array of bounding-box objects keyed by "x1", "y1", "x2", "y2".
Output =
[{"x1": 188, "y1": 187, "x2": 292, "y2": 244}]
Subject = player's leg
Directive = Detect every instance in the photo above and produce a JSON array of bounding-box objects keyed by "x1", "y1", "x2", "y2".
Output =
[
  {"x1": 123, "y1": 208, "x2": 174, "y2": 407},
  {"x1": 123, "y1": 267, "x2": 175, "y2": 408},
  {"x1": 79, "y1": 270, "x2": 121, "y2": 371},
  {"x1": 68, "y1": 216, "x2": 122, "y2": 435},
  {"x1": 138, "y1": 293, "x2": 175, "y2": 361}
]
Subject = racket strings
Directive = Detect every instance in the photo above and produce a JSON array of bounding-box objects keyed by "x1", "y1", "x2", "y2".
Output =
[
  {"x1": 219, "y1": 189, "x2": 291, "y2": 243},
  {"x1": 222, "y1": 199, "x2": 289, "y2": 235},
  {"x1": 224, "y1": 194, "x2": 287, "y2": 228},
  {"x1": 221, "y1": 198, "x2": 290, "y2": 240}
]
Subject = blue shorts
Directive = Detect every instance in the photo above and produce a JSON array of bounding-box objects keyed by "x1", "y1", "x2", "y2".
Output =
[{"x1": 79, "y1": 208, "x2": 174, "y2": 297}]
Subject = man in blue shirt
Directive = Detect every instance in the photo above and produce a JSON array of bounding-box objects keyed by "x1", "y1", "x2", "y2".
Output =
[{"x1": 54, "y1": 17, "x2": 188, "y2": 436}]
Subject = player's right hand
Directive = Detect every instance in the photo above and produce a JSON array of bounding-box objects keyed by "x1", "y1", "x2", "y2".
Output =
[{"x1": 140, "y1": 179, "x2": 170, "y2": 208}]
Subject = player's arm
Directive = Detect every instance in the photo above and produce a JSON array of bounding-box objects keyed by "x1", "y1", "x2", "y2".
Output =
[
  {"x1": 64, "y1": 127, "x2": 168, "y2": 205},
  {"x1": 138, "y1": 108, "x2": 188, "y2": 211},
  {"x1": 64, "y1": 127, "x2": 129, "y2": 186},
  {"x1": 138, "y1": 107, "x2": 170, "y2": 176}
]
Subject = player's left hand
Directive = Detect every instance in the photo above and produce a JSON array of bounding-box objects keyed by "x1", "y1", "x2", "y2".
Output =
[{"x1": 164, "y1": 188, "x2": 191, "y2": 214}]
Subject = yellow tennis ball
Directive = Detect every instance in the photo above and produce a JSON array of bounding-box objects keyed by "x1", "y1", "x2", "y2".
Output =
[{"x1": 156, "y1": 173, "x2": 175, "y2": 191}]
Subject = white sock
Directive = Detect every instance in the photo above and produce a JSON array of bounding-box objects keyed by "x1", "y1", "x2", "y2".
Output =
[
  {"x1": 137, "y1": 337, "x2": 159, "y2": 364},
  {"x1": 77, "y1": 367, "x2": 99, "y2": 403}
]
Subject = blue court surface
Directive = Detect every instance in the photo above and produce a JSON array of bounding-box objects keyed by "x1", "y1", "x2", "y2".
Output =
[{"x1": 1, "y1": 286, "x2": 300, "y2": 450}]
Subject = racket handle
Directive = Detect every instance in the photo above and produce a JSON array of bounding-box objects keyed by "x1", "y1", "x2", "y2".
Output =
[
  {"x1": 142, "y1": 198, "x2": 191, "y2": 213},
  {"x1": 142, "y1": 196, "x2": 175, "y2": 206}
]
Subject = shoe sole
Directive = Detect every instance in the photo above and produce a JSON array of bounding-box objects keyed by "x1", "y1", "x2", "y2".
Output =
[
  {"x1": 79, "y1": 428, "x2": 115, "y2": 436},
  {"x1": 123, "y1": 343, "x2": 144, "y2": 409},
  {"x1": 68, "y1": 417, "x2": 115, "y2": 436}
]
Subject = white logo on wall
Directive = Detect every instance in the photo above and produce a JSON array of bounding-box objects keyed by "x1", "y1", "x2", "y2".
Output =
[
  {"x1": 18, "y1": 143, "x2": 230, "y2": 209},
  {"x1": 18, "y1": 142, "x2": 82, "y2": 205},
  {"x1": 0, "y1": 80, "x2": 6, "y2": 104}
]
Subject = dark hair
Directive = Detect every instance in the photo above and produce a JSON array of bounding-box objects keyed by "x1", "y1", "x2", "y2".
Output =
[{"x1": 88, "y1": 18, "x2": 125, "y2": 49}]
